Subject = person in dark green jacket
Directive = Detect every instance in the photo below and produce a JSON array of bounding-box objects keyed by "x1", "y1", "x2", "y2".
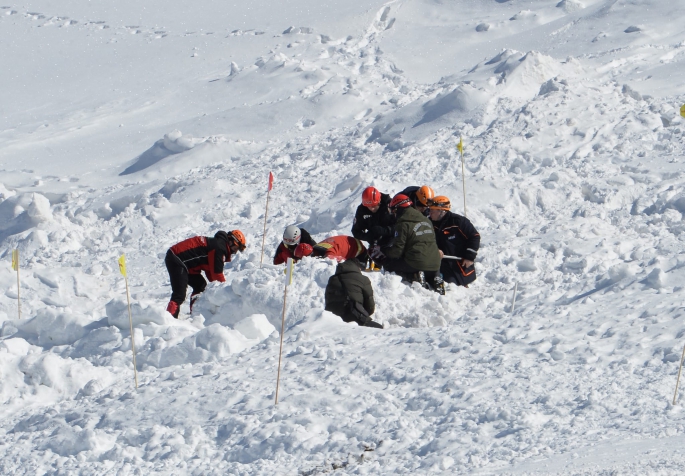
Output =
[
  {"x1": 381, "y1": 193, "x2": 445, "y2": 293},
  {"x1": 325, "y1": 259, "x2": 383, "y2": 328}
]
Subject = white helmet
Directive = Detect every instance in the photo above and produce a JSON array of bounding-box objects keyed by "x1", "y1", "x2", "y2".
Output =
[{"x1": 283, "y1": 225, "x2": 302, "y2": 246}]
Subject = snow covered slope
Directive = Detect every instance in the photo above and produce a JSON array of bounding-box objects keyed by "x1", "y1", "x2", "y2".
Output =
[{"x1": 1, "y1": 0, "x2": 685, "y2": 474}]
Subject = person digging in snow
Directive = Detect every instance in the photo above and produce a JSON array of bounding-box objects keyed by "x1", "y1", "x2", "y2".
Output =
[
  {"x1": 273, "y1": 225, "x2": 317, "y2": 265},
  {"x1": 164, "y1": 230, "x2": 246, "y2": 318},
  {"x1": 325, "y1": 258, "x2": 383, "y2": 329},
  {"x1": 293, "y1": 235, "x2": 367, "y2": 262},
  {"x1": 379, "y1": 193, "x2": 445, "y2": 294},
  {"x1": 429, "y1": 195, "x2": 480, "y2": 287},
  {"x1": 351, "y1": 186, "x2": 395, "y2": 248}
]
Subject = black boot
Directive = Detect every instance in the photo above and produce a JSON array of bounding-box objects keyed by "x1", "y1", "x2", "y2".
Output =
[
  {"x1": 432, "y1": 274, "x2": 446, "y2": 295},
  {"x1": 414, "y1": 271, "x2": 430, "y2": 290}
]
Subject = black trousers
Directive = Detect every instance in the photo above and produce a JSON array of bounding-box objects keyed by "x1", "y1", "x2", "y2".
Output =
[
  {"x1": 165, "y1": 250, "x2": 207, "y2": 305},
  {"x1": 383, "y1": 257, "x2": 438, "y2": 282}
]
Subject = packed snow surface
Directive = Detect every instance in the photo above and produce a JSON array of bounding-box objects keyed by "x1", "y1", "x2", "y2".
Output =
[{"x1": 2, "y1": 0, "x2": 685, "y2": 474}]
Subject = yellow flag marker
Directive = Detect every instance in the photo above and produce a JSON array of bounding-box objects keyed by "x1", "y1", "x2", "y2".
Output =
[
  {"x1": 118, "y1": 255, "x2": 127, "y2": 277},
  {"x1": 680, "y1": 104, "x2": 685, "y2": 118},
  {"x1": 457, "y1": 137, "x2": 464, "y2": 155},
  {"x1": 119, "y1": 255, "x2": 138, "y2": 389},
  {"x1": 12, "y1": 250, "x2": 20, "y2": 319}
]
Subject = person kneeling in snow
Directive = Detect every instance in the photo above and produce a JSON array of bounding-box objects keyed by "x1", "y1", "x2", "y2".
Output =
[
  {"x1": 165, "y1": 230, "x2": 246, "y2": 318},
  {"x1": 429, "y1": 196, "x2": 480, "y2": 287},
  {"x1": 293, "y1": 235, "x2": 367, "y2": 262},
  {"x1": 380, "y1": 193, "x2": 445, "y2": 294},
  {"x1": 324, "y1": 258, "x2": 383, "y2": 329}
]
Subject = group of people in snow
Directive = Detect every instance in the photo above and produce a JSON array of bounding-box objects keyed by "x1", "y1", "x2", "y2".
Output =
[{"x1": 163, "y1": 185, "x2": 480, "y2": 328}]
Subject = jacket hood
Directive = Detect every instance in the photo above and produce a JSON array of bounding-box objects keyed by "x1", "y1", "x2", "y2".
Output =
[{"x1": 336, "y1": 258, "x2": 363, "y2": 274}]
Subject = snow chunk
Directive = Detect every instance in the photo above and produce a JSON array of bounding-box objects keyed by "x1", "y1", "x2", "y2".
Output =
[
  {"x1": 163, "y1": 129, "x2": 196, "y2": 153},
  {"x1": 234, "y1": 314, "x2": 276, "y2": 340},
  {"x1": 106, "y1": 299, "x2": 171, "y2": 329},
  {"x1": 556, "y1": 0, "x2": 584, "y2": 13},
  {"x1": 16, "y1": 309, "x2": 90, "y2": 347}
]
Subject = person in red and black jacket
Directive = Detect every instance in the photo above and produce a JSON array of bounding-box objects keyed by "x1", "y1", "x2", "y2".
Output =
[
  {"x1": 273, "y1": 225, "x2": 317, "y2": 265},
  {"x1": 165, "y1": 230, "x2": 246, "y2": 318},
  {"x1": 429, "y1": 196, "x2": 480, "y2": 287}
]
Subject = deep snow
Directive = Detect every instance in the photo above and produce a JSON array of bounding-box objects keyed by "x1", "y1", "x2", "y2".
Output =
[{"x1": 2, "y1": 0, "x2": 685, "y2": 474}]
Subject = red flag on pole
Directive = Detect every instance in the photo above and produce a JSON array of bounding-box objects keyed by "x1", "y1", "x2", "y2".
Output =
[{"x1": 267, "y1": 171, "x2": 274, "y2": 191}]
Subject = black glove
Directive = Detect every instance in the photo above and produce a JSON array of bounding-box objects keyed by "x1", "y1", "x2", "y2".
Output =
[{"x1": 370, "y1": 226, "x2": 391, "y2": 239}]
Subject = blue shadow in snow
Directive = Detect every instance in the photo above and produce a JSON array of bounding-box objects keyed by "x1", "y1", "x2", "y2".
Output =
[{"x1": 120, "y1": 140, "x2": 181, "y2": 176}]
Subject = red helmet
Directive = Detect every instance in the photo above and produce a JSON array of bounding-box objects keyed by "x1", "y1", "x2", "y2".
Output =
[
  {"x1": 294, "y1": 243, "x2": 314, "y2": 259},
  {"x1": 361, "y1": 186, "x2": 381, "y2": 207},
  {"x1": 389, "y1": 193, "x2": 412, "y2": 210}
]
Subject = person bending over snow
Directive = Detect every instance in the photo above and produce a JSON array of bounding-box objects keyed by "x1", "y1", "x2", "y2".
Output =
[
  {"x1": 164, "y1": 230, "x2": 246, "y2": 318},
  {"x1": 324, "y1": 258, "x2": 383, "y2": 329}
]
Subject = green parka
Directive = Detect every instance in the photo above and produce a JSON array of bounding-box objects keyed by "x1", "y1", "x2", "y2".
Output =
[{"x1": 386, "y1": 207, "x2": 441, "y2": 271}]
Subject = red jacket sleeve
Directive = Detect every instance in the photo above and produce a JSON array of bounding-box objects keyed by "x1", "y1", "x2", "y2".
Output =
[
  {"x1": 273, "y1": 243, "x2": 291, "y2": 265},
  {"x1": 205, "y1": 249, "x2": 227, "y2": 282}
]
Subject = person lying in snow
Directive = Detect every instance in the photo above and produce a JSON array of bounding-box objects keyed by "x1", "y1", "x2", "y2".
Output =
[
  {"x1": 165, "y1": 230, "x2": 246, "y2": 318},
  {"x1": 429, "y1": 196, "x2": 480, "y2": 287},
  {"x1": 377, "y1": 193, "x2": 445, "y2": 294},
  {"x1": 273, "y1": 225, "x2": 317, "y2": 265},
  {"x1": 293, "y1": 235, "x2": 368, "y2": 262},
  {"x1": 351, "y1": 186, "x2": 395, "y2": 249},
  {"x1": 324, "y1": 258, "x2": 383, "y2": 329}
]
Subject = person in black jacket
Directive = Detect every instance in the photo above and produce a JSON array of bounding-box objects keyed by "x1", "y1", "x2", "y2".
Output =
[
  {"x1": 165, "y1": 230, "x2": 246, "y2": 318},
  {"x1": 351, "y1": 186, "x2": 395, "y2": 248},
  {"x1": 429, "y1": 196, "x2": 480, "y2": 287},
  {"x1": 325, "y1": 258, "x2": 383, "y2": 328}
]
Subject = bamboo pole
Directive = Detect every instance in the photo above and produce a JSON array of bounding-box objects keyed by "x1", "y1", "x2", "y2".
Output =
[
  {"x1": 458, "y1": 137, "x2": 467, "y2": 218},
  {"x1": 275, "y1": 258, "x2": 293, "y2": 404},
  {"x1": 125, "y1": 276, "x2": 139, "y2": 389},
  {"x1": 118, "y1": 255, "x2": 138, "y2": 389},
  {"x1": 673, "y1": 342, "x2": 685, "y2": 405},
  {"x1": 260, "y1": 189, "x2": 271, "y2": 268},
  {"x1": 510, "y1": 282, "x2": 518, "y2": 314},
  {"x1": 12, "y1": 249, "x2": 21, "y2": 319}
]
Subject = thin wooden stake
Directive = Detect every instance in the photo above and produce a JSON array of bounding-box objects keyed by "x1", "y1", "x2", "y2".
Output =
[
  {"x1": 124, "y1": 276, "x2": 139, "y2": 389},
  {"x1": 12, "y1": 249, "x2": 21, "y2": 319},
  {"x1": 275, "y1": 258, "x2": 293, "y2": 405},
  {"x1": 458, "y1": 137, "x2": 467, "y2": 218},
  {"x1": 275, "y1": 285, "x2": 288, "y2": 405},
  {"x1": 673, "y1": 342, "x2": 685, "y2": 405},
  {"x1": 119, "y1": 255, "x2": 138, "y2": 389},
  {"x1": 260, "y1": 190, "x2": 271, "y2": 268},
  {"x1": 510, "y1": 282, "x2": 518, "y2": 314}
]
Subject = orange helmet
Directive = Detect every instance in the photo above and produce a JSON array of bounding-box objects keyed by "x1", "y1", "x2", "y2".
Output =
[
  {"x1": 429, "y1": 196, "x2": 451, "y2": 211},
  {"x1": 229, "y1": 230, "x2": 246, "y2": 251},
  {"x1": 416, "y1": 185, "x2": 435, "y2": 206}
]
